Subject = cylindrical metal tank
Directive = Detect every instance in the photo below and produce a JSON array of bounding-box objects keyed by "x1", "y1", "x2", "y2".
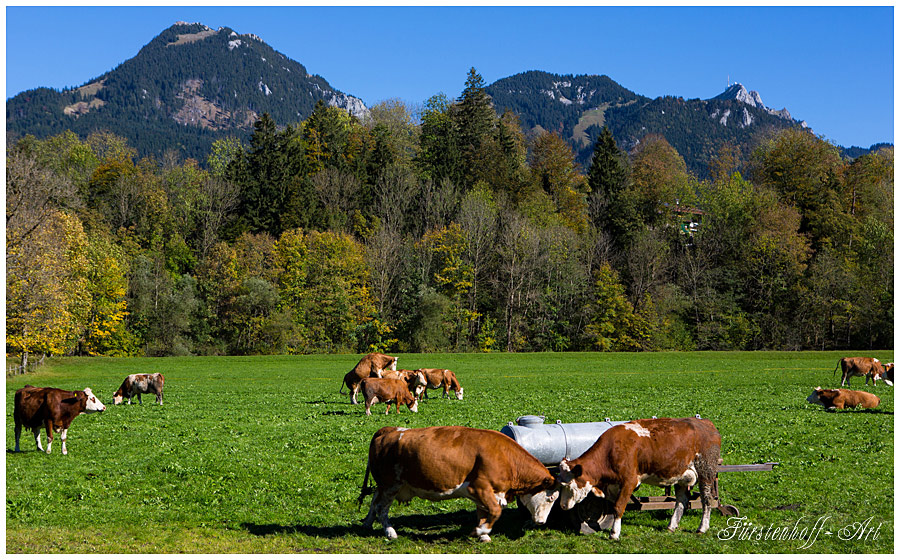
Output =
[{"x1": 500, "y1": 415, "x2": 628, "y2": 465}]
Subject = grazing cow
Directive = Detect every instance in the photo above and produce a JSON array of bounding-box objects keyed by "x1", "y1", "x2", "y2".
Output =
[
  {"x1": 14, "y1": 385, "x2": 106, "y2": 455},
  {"x1": 358, "y1": 425, "x2": 559, "y2": 542},
  {"x1": 556, "y1": 417, "x2": 721, "y2": 540},
  {"x1": 834, "y1": 357, "x2": 885, "y2": 386},
  {"x1": 883, "y1": 363, "x2": 894, "y2": 386},
  {"x1": 112, "y1": 373, "x2": 165, "y2": 405},
  {"x1": 340, "y1": 353, "x2": 398, "y2": 404},
  {"x1": 359, "y1": 377, "x2": 419, "y2": 416},
  {"x1": 807, "y1": 387, "x2": 880, "y2": 410},
  {"x1": 383, "y1": 369, "x2": 427, "y2": 397},
  {"x1": 417, "y1": 368, "x2": 464, "y2": 400}
]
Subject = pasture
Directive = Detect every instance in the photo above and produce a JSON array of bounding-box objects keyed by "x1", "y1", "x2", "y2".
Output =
[{"x1": 5, "y1": 351, "x2": 894, "y2": 553}]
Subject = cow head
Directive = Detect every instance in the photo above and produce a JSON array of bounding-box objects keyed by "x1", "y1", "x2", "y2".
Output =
[
  {"x1": 112, "y1": 390, "x2": 124, "y2": 405},
  {"x1": 83, "y1": 388, "x2": 106, "y2": 413},
  {"x1": 557, "y1": 460, "x2": 603, "y2": 510},
  {"x1": 519, "y1": 483, "x2": 560, "y2": 524},
  {"x1": 454, "y1": 387, "x2": 464, "y2": 400},
  {"x1": 806, "y1": 387, "x2": 824, "y2": 406}
]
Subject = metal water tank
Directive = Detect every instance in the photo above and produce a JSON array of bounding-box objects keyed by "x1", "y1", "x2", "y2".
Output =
[{"x1": 500, "y1": 415, "x2": 628, "y2": 465}]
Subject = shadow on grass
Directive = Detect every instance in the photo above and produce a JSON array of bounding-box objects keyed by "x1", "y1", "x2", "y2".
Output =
[{"x1": 242, "y1": 508, "x2": 548, "y2": 542}]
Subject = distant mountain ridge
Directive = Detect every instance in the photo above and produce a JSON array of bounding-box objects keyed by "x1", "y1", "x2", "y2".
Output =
[{"x1": 7, "y1": 22, "x2": 888, "y2": 173}]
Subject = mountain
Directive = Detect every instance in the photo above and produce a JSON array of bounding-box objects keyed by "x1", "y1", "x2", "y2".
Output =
[
  {"x1": 7, "y1": 22, "x2": 367, "y2": 159},
  {"x1": 486, "y1": 71, "x2": 820, "y2": 175},
  {"x1": 7, "y1": 24, "x2": 888, "y2": 174}
]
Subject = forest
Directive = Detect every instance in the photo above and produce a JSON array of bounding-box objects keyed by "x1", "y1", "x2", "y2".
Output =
[{"x1": 6, "y1": 69, "x2": 894, "y2": 364}]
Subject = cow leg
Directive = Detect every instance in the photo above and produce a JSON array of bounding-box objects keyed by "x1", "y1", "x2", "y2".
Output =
[
  {"x1": 14, "y1": 422, "x2": 22, "y2": 452},
  {"x1": 137, "y1": 393, "x2": 143, "y2": 405},
  {"x1": 668, "y1": 484, "x2": 690, "y2": 532},
  {"x1": 31, "y1": 427, "x2": 43, "y2": 452},
  {"x1": 697, "y1": 480, "x2": 713, "y2": 533},
  {"x1": 60, "y1": 428, "x2": 68, "y2": 456},
  {"x1": 44, "y1": 420, "x2": 54, "y2": 454},
  {"x1": 469, "y1": 482, "x2": 503, "y2": 542},
  {"x1": 363, "y1": 487, "x2": 399, "y2": 539},
  {"x1": 351, "y1": 383, "x2": 360, "y2": 405},
  {"x1": 610, "y1": 478, "x2": 638, "y2": 540},
  {"x1": 157, "y1": 390, "x2": 163, "y2": 404}
]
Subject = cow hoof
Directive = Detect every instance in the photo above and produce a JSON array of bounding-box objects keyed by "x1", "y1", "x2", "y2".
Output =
[
  {"x1": 385, "y1": 528, "x2": 398, "y2": 540},
  {"x1": 478, "y1": 535, "x2": 492, "y2": 543}
]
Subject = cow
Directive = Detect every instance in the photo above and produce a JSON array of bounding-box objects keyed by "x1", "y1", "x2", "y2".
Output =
[
  {"x1": 834, "y1": 357, "x2": 885, "y2": 387},
  {"x1": 358, "y1": 425, "x2": 559, "y2": 542},
  {"x1": 807, "y1": 387, "x2": 880, "y2": 410},
  {"x1": 881, "y1": 363, "x2": 894, "y2": 386},
  {"x1": 416, "y1": 368, "x2": 464, "y2": 400},
  {"x1": 359, "y1": 377, "x2": 419, "y2": 416},
  {"x1": 340, "y1": 353, "x2": 398, "y2": 404},
  {"x1": 112, "y1": 373, "x2": 165, "y2": 405},
  {"x1": 556, "y1": 417, "x2": 721, "y2": 541},
  {"x1": 383, "y1": 369, "x2": 427, "y2": 397},
  {"x1": 13, "y1": 385, "x2": 106, "y2": 455}
]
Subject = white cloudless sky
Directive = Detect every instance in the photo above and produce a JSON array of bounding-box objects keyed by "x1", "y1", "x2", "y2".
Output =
[{"x1": 4, "y1": 5, "x2": 894, "y2": 148}]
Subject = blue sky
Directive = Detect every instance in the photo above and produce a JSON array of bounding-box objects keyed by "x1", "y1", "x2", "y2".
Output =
[{"x1": 4, "y1": 5, "x2": 894, "y2": 148}]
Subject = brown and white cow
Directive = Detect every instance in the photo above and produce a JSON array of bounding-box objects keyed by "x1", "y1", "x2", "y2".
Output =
[
  {"x1": 834, "y1": 357, "x2": 885, "y2": 386},
  {"x1": 882, "y1": 363, "x2": 894, "y2": 386},
  {"x1": 807, "y1": 387, "x2": 880, "y2": 410},
  {"x1": 340, "y1": 353, "x2": 398, "y2": 404},
  {"x1": 383, "y1": 369, "x2": 427, "y2": 397},
  {"x1": 358, "y1": 425, "x2": 559, "y2": 542},
  {"x1": 14, "y1": 385, "x2": 106, "y2": 455},
  {"x1": 112, "y1": 373, "x2": 165, "y2": 405},
  {"x1": 557, "y1": 417, "x2": 721, "y2": 540},
  {"x1": 359, "y1": 377, "x2": 419, "y2": 416},
  {"x1": 416, "y1": 368, "x2": 464, "y2": 400}
]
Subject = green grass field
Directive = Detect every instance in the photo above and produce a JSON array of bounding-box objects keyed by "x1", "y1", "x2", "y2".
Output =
[{"x1": 5, "y1": 351, "x2": 894, "y2": 553}]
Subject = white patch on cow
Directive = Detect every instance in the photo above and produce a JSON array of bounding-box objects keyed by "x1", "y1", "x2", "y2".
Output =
[
  {"x1": 83, "y1": 388, "x2": 106, "y2": 413},
  {"x1": 475, "y1": 523, "x2": 492, "y2": 542},
  {"x1": 610, "y1": 517, "x2": 622, "y2": 540},
  {"x1": 494, "y1": 492, "x2": 508, "y2": 507},
  {"x1": 520, "y1": 488, "x2": 560, "y2": 524},
  {"x1": 409, "y1": 400, "x2": 418, "y2": 413},
  {"x1": 559, "y1": 478, "x2": 594, "y2": 510},
  {"x1": 455, "y1": 387, "x2": 464, "y2": 400},
  {"x1": 624, "y1": 422, "x2": 651, "y2": 437},
  {"x1": 642, "y1": 462, "x2": 697, "y2": 487},
  {"x1": 385, "y1": 527, "x2": 398, "y2": 539},
  {"x1": 61, "y1": 428, "x2": 69, "y2": 455},
  {"x1": 875, "y1": 358, "x2": 880, "y2": 363},
  {"x1": 395, "y1": 427, "x2": 407, "y2": 431}
]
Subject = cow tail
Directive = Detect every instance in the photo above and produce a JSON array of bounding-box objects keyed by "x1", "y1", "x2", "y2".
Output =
[
  {"x1": 357, "y1": 456, "x2": 374, "y2": 510},
  {"x1": 339, "y1": 373, "x2": 349, "y2": 395},
  {"x1": 833, "y1": 360, "x2": 840, "y2": 379}
]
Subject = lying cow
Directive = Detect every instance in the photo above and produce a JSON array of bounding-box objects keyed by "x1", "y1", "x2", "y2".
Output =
[
  {"x1": 112, "y1": 372, "x2": 165, "y2": 405},
  {"x1": 359, "y1": 377, "x2": 419, "y2": 416},
  {"x1": 557, "y1": 417, "x2": 721, "y2": 540},
  {"x1": 14, "y1": 385, "x2": 106, "y2": 455},
  {"x1": 383, "y1": 369, "x2": 427, "y2": 397},
  {"x1": 807, "y1": 387, "x2": 880, "y2": 410},
  {"x1": 834, "y1": 356, "x2": 885, "y2": 386},
  {"x1": 340, "y1": 353, "x2": 398, "y2": 404},
  {"x1": 359, "y1": 425, "x2": 559, "y2": 542},
  {"x1": 417, "y1": 368, "x2": 464, "y2": 400}
]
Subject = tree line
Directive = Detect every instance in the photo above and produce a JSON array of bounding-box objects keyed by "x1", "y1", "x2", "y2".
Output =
[{"x1": 6, "y1": 68, "x2": 893, "y2": 364}]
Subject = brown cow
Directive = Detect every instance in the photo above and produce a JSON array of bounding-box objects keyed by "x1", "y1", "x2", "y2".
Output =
[
  {"x1": 834, "y1": 357, "x2": 885, "y2": 386},
  {"x1": 14, "y1": 385, "x2": 106, "y2": 455},
  {"x1": 359, "y1": 377, "x2": 419, "y2": 416},
  {"x1": 340, "y1": 353, "x2": 398, "y2": 404},
  {"x1": 112, "y1": 373, "x2": 165, "y2": 405},
  {"x1": 358, "y1": 425, "x2": 559, "y2": 542},
  {"x1": 417, "y1": 368, "x2": 464, "y2": 400},
  {"x1": 807, "y1": 387, "x2": 880, "y2": 410},
  {"x1": 557, "y1": 417, "x2": 721, "y2": 540},
  {"x1": 383, "y1": 369, "x2": 427, "y2": 397}
]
